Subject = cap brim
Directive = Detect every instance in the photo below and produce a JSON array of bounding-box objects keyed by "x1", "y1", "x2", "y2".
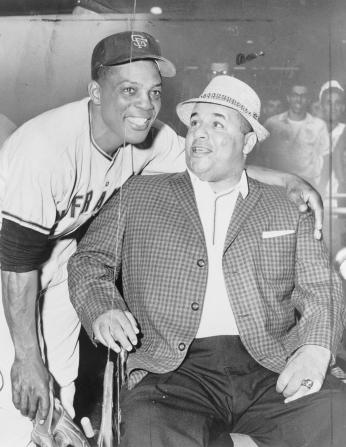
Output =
[
  {"x1": 154, "y1": 57, "x2": 176, "y2": 77},
  {"x1": 176, "y1": 98, "x2": 270, "y2": 142},
  {"x1": 104, "y1": 55, "x2": 176, "y2": 78}
]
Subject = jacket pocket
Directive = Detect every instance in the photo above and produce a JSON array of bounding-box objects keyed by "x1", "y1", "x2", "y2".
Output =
[{"x1": 260, "y1": 233, "x2": 296, "y2": 281}]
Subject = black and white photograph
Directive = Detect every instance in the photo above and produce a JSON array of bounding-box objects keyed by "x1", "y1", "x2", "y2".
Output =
[{"x1": 1, "y1": 1, "x2": 346, "y2": 446}]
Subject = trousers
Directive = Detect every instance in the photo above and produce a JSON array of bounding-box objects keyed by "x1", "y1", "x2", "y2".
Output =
[{"x1": 119, "y1": 335, "x2": 346, "y2": 447}]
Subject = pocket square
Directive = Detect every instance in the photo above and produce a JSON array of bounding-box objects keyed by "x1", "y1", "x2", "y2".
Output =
[{"x1": 262, "y1": 230, "x2": 295, "y2": 239}]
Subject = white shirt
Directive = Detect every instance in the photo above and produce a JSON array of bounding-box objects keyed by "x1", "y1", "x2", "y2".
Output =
[
  {"x1": 188, "y1": 169, "x2": 249, "y2": 338},
  {"x1": 264, "y1": 112, "x2": 329, "y2": 188},
  {"x1": 331, "y1": 122, "x2": 345, "y2": 151},
  {"x1": 325, "y1": 122, "x2": 346, "y2": 203}
]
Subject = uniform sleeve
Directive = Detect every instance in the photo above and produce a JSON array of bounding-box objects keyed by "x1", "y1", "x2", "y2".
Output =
[
  {"x1": 0, "y1": 219, "x2": 51, "y2": 271},
  {"x1": 140, "y1": 121, "x2": 186, "y2": 175},
  {"x1": 0, "y1": 131, "x2": 63, "y2": 271},
  {"x1": 290, "y1": 212, "x2": 344, "y2": 358},
  {"x1": 1, "y1": 132, "x2": 60, "y2": 235}
]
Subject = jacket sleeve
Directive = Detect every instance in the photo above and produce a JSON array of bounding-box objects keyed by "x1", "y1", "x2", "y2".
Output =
[
  {"x1": 290, "y1": 212, "x2": 344, "y2": 358},
  {"x1": 67, "y1": 179, "x2": 132, "y2": 340}
]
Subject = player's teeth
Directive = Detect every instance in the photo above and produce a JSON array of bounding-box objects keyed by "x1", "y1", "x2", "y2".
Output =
[{"x1": 128, "y1": 117, "x2": 147, "y2": 125}]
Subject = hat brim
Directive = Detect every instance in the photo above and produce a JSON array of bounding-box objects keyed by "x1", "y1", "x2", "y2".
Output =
[
  {"x1": 176, "y1": 98, "x2": 269, "y2": 142},
  {"x1": 104, "y1": 55, "x2": 176, "y2": 78}
]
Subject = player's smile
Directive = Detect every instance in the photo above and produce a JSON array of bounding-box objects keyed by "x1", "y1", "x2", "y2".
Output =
[{"x1": 125, "y1": 116, "x2": 152, "y2": 131}]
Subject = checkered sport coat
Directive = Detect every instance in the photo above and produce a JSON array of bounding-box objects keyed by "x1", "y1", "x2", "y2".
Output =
[{"x1": 68, "y1": 171, "x2": 344, "y2": 388}]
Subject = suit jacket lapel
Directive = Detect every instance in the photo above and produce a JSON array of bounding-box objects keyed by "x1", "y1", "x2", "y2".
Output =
[
  {"x1": 223, "y1": 178, "x2": 262, "y2": 253},
  {"x1": 169, "y1": 171, "x2": 205, "y2": 245}
]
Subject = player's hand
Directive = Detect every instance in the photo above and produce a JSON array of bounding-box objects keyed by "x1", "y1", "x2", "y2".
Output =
[
  {"x1": 285, "y1": 174, "x2": 323, "y2": 240},
  {"x1": 276, "y1": 345, "x2": 330, "y2": 403},
  {"x1": 92, "y1": 309, "x2": 139, "y2": 353},
  {"x1": 11, "y1": 353, "x2": 51, "y2": 422}
]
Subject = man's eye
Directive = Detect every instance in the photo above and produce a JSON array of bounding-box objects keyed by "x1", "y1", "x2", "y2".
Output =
[
  {"x1": 190, "y1": 120, "x2": 198, "y2": 127},
  {"x1": 213, "y1": 121, "x2": 224, "y2": 128},
  {"x1": 151, "y1": 89, "x2": 162, "y2": 97},
  {"x1": 123, "y1": 87, "x2": 136, "y2": 95}
]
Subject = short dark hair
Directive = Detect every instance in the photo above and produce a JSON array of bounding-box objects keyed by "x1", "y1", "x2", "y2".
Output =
[
  {"x1": 92, "y1": 64, "x2": 112, "y2": 82},
  {"x1": 287, "y1": 81, "x2": 309, "y2": 95}
]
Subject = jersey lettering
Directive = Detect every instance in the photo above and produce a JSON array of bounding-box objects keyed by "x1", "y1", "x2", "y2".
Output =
[
  {"x1": 56, "y1": 208, "x2": 69, "y2": 221},
  {"x1": 81, "y1": 191, "x2": 93, "y2": 213},
  {"x1": 93, "y1": 191, "x2": 106, "y2": 212},
  {"x1": 70, "y1": 195, "x2": 84, "y2": 218},
  {"x1": 57, "y1": 190, "x2": 108, "y2": 223}
]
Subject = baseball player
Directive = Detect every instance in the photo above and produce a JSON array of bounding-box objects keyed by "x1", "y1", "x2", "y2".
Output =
[{"x1": 0, "y1": 30, "x2": 322, "y2": 446}]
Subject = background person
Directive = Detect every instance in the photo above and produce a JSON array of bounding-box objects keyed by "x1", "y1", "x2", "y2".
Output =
[{"x1": 258, "y1": 81, "x2": 329, "y2": 194}]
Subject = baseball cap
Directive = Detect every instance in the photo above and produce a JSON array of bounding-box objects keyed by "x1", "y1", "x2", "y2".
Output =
[
  {"x1": 91, "y1": 31, "x2": 176, "y2": 78},
  {"x1": 319, "y1": 80, "x2": 344, "y2": 101},
  {"x1": 176, "y1": 75, "x2": 269, "y2": 142}
]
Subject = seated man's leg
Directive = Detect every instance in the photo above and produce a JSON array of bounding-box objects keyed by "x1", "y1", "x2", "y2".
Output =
[
  {"x1": 233, "y1": 371, "x2": 346, "y2": 447},
  {"x1": 119, "y1": 370, "x2": 221, "y2": 447}
]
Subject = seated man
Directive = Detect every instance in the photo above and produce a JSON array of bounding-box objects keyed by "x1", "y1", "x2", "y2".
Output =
[{"x1": 68, "y1": 75, "x2": 346, "y2": 447}]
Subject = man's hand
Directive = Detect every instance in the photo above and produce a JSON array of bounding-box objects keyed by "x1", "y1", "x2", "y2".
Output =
[
  {"x1": 92, "y1": 309, "x2": 139, "y2": 353},
  {"x1": 285, "y1": 174, "x2": 323, "y2": 240},
  {"x1": 11, "y1": 352, "x2": 51, "y2": 422},
  {"x1": 276, "y1": 345, "x2": 330, "y2": 403}
]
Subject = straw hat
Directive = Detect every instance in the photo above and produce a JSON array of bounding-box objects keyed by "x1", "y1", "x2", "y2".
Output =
[{"x1": 176, "y1": 75, "x2": 269, "y2": 142}]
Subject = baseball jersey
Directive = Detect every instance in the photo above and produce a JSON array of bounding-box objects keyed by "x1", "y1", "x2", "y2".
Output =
[{"x1": 0, "y1": 98, "x2": 185, "y2": 287}]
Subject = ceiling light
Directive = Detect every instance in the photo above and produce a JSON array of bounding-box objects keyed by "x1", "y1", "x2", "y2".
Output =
[{"x1": 150, "y1": 6, "x2": 162, "y2": 15}]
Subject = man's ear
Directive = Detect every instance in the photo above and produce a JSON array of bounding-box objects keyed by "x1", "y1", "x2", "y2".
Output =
[
  {"x1": 243, "y1": 132, "x2": 257, "y2": 156},
  {"x1": 88, "y1": 80, "x2": 101, "y2": 105}
]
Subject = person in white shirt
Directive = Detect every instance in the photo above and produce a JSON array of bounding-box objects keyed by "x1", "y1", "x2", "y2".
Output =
[
  {"x1": 320, "y1": 80, "x2": 346, "y2": 199},
  {"x1": 259, "y1": 82, "x2": 329, "y2": 194}
]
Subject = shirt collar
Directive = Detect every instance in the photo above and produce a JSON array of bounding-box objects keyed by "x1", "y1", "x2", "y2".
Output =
[
  {"x1": 187, "y1": 168, "x2": 249, "y2": 199},
  {"x1": 281, "y1": 111, "x2": 312, "y2": 123}
]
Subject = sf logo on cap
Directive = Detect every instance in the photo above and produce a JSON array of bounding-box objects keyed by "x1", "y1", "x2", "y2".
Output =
[{"x1": 131, "y1": 34, "x2": 148, "y2": 49}]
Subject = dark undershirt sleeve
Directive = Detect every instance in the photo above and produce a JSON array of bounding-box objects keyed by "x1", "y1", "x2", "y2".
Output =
[{"x1": 0, "y1": 218, "x2": 52, "y2": 272}]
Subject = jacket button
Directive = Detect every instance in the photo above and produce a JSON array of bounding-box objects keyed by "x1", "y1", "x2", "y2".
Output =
[
  {"x1": 191, "y1": 302, "x2": 199, "y2": 311},
  {"x1": 178, "y1": 342, "x2": 186, "y2": 351},
  {"x1": 197, "y1": 259, "x2": 206, "y2": 267}
]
